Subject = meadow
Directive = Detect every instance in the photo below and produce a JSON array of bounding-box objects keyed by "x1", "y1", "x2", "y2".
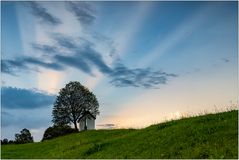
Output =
[{"x1": 1, "y1": 110, "x2": 238, "y2": 159}]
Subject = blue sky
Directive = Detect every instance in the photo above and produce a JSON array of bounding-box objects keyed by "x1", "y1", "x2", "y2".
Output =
[{"x1": 1, "y1": 1, "x2": 238, "y2": 141}]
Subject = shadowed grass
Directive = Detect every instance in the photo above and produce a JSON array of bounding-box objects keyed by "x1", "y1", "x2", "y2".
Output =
[{"x1": 1, "y1": 110, "x2": 238, "y2": 159}]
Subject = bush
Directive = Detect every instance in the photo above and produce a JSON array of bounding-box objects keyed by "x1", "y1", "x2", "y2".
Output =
[{"x1": 42, "y1": 125, "x2": 77, "y2": 141}]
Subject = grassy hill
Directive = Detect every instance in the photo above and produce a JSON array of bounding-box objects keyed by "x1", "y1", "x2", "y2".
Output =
[{"x1": 1, "y1": 110, "x2": 238, "y2": 159}]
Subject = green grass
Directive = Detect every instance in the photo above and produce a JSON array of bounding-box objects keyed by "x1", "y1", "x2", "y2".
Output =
[{"x1": 1, "y1": 110, "x2": 238, "y2": 159}]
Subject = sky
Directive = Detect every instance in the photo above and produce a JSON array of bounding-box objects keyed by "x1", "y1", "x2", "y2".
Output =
[{"x1": 1, "y1": 1, "x2": 238, "y2": 142}]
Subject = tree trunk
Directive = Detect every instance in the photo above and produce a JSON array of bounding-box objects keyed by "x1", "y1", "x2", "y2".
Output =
[
  {"x1": 73, "y1": 120, "x2": 78, "y2": 131},
  {"x1": 72, "y1": 110, "x2": 78, "y2": 131},
  {"x1": 84, "y1": 118, "x2": 87, "y2": 130}
]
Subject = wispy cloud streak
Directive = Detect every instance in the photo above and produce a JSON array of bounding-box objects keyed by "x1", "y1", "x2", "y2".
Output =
[
  {"x1": 26, "y1": 2, "x2": 62, "y2": 26},
  {"x1": 1, "y1": 57, "x2": 64, "y2": 75},
  {"x1": 66, "y1": 1, "x2": 96, "y2": 25},
  {"x1": 32, "y1": 43, "x2": 58, "y2": 54},
  {"x1": 110, "y1": 64, "x2": 177, "y2": 89},
  {"x1": 2, "y1": 32, "x2": 177, "y2": 89}
]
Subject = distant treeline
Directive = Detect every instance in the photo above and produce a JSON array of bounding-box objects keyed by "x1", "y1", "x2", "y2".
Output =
[
  {"x1": 1, "y1": 128, "x2": 33, "y2": 145},
  {"x1": 1, "y1": 139, "x2": 16, "y2": 145}
]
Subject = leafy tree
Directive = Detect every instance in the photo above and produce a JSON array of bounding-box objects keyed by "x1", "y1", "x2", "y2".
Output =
[
  {"x1": 42, "y1": 125, "x2": 77, "y2": 141},
  {"x1": 52, "y1": 81, "x2": 99, "y2": 130},
  {"x1": 15, "y1": 128, "x2": 33, "y2": 144},
  {"x1": 2, "y1": 138, "x2": 8, "y2": 145}
]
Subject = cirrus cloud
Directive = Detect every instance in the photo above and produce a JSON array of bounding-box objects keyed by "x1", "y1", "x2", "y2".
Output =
[
  {"x1": 26, "y1": 1, "x2": 62, "y2": 26},
  {"x1": 66, "y1": 1, "x2": 96, "y2": 25},
  {"x1": 1, "y1": 33, "x2": 178, "y2": 89}
]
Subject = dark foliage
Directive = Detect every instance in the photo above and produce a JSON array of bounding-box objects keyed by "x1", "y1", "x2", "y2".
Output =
[
  {"x1": 15, "y1": 128, "x2": 34, "y2": 144},
  {"x1": 8, "y1": 140, "x2": 15, "y2": 144},
  {"x1": 42, "y1": 125, "x2": 77, "y2": 141},
  {"x1": 52, "y1": 81, "x2": 99, "y2": 130},
  {"x1": 1, "y1": 138, "x2": 9, "y2": 145},
  {"x1": 1, "y1": 139, "x2": 15, "y2": 145}
]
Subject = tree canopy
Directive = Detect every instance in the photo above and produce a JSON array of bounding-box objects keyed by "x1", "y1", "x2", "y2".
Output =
[
  {"x1": 52, "y1": 81, "x2": 99, "y2": 130},
  {"x1": 15, "y1": 128, "x2": 34, "y2": 144}
]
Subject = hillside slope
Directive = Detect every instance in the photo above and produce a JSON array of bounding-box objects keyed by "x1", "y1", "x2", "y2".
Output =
[{"x1": 1, "y1": 110, "x2": 238, "y2": 159}]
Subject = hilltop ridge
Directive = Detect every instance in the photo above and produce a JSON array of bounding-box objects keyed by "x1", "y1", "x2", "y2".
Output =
[{"x1": 1, "y1": 110, "x2": 238, "y2": 159}]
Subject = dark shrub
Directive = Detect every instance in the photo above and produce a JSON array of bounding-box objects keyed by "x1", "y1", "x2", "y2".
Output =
[{"x1": 42, "y1": 125, "x2": 77, "y2": 141}]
